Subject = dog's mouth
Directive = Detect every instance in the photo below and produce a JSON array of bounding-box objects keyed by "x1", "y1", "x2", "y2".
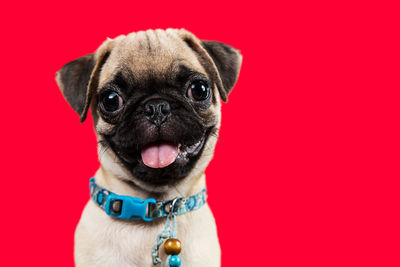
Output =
[
  {"x1": 140, "y1": 135, "x2": 206, "y2": 169},
  {"x1": 102, "y1": 125, "x2": 214, "y2": 186}
]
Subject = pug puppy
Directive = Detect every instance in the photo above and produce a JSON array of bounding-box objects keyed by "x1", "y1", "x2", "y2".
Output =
[{"x1": 56, "y1": 29, "x2": 242, "y2": 267}]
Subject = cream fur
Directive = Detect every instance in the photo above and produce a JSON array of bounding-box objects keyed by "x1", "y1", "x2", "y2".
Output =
[{"x1": 74, "y1": 29, "x2": 223, "y2": 267}]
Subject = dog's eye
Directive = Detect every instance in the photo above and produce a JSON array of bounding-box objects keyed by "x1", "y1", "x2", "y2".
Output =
[
  {"x1": 100, "y1": 91, "x2": 123, "y2": 112},
  {"x1": 187, "y1": 81, "x2": 210, "y2": 101}
]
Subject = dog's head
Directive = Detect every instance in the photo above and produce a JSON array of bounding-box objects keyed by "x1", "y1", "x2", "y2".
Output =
[{"x1": 56, "y1": 29, "x2": 242, "y2": 188}]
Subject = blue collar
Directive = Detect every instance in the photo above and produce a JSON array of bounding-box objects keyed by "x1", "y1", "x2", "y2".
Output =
[{"x1": 89, "y1": 178, "x2": 207, "y2": 221}]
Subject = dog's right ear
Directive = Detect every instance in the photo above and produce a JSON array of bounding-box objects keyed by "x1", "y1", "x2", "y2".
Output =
[
  {"x1": 56, "y1": 54, "x2": 96, "y2": 122},
  {"x1": 56, "y1": 36, "x2": 123, "y2": 122}
]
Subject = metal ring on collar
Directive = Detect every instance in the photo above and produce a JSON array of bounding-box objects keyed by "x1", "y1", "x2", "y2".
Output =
[{"x1": 167, "y1": 198, "x2": 179, "y2": 218}]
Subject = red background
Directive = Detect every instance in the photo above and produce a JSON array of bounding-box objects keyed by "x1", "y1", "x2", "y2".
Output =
[{"x1": 1, "y1": 1, "x2": 399, "y2": 266}]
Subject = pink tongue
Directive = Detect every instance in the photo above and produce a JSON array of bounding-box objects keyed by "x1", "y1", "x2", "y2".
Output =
[{"x1": 141, "y1": 143, "x2": 179, "y2": 168}]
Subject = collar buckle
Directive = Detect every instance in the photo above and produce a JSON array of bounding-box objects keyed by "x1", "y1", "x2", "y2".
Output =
[{"x1": 104, "y1": 194, "x2": 156, "y2": 221}]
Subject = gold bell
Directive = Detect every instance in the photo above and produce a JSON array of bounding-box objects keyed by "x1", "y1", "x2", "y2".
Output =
[{"x1": 164, "y1": 238, "x2": 182, "y2": 255}]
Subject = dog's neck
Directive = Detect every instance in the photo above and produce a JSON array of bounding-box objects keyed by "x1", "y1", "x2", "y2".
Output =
[{"x1": 94, "y1": 165, "x2": 206, "y2": 201}]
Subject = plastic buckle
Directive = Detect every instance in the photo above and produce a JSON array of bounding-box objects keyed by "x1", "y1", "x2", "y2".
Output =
[{"x1": 105, "y1": 194, "x2": 156, "y2": 221}]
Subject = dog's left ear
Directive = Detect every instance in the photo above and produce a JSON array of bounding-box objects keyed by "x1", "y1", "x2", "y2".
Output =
[
  {"x1": 175, "y1": 29, "x2": 242, "y2": 102},
  {"x1": 201, "y1": 40, "x2": 242, "y2": 101}
]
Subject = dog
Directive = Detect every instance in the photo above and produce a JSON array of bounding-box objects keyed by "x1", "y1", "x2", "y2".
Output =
[{"x1": 56, "y1": 28, "x2": 242, "y2": 267}]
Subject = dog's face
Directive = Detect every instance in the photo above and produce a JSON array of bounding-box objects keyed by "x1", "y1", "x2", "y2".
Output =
[{"x1": 56, "y1": 29, "x2": 241, "y2": 188}]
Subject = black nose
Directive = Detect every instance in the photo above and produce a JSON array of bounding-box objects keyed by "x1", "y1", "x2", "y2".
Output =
[{"x1": 144, "y1": 99, "x2": 171, "y2": 126}]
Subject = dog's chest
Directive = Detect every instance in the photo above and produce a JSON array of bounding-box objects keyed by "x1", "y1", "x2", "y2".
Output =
[{"x1": 74, "y1": 201, "x2": 220, "y2": 267}]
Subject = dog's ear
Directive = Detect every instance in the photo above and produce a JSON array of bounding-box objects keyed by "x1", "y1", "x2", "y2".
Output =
[
  {"x1": 56, "y1": 54, "x2": 95, "y2": 121},
  {"x1": 56, "y1": 37, "x2": 123, "y2": 122},
  {"x1": 201, "y1": 41, "x2": 242, "y2": 101},
  {"x1": 175, "y1": 29, "x2": 242, "y2": 102}
]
